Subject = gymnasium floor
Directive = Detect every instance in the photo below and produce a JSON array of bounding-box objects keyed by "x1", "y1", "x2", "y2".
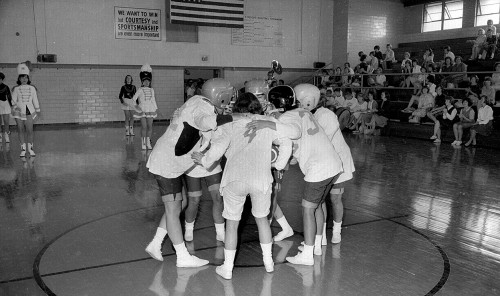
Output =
[{"x1": 0, "y1": 123, "x2": 499, "y2": 296}]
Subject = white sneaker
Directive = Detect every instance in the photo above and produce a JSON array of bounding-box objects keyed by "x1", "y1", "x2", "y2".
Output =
[
  {"x1": 433, "y1": 139, "x2": 441, "y2": 143},
  {"x1": 5, "y1": 132, "x2": 11, "y2": 143},
  {"x1": 146, "y1": 137, "x2": 153, "y2": 150},
  {"x1": 184, "y1": 228, "x2": 194, "y2": 242},
  {"x1": 125, "y1": 126, "x2": 130, "y2": 136},
  {"x1": 273, "y1": 228, "x2": 294, "y2": 242},
  {"x1": 176, "y1": 254, "x2": 209, "y2": 268},
  {"x1": 129, "y1": 126, "x2": 135, "y2": 136},
  {"x1": 286, "y1": 252, "x2": 314, "y2": 266},
  {"x1": 216, "y1": 265, "x2": 233, "y2": 280},
  {"x1": 28, "y1": 143, "x2": 35, "y2": 156},
  {"x1": 430, "y1": 135, "x2": 437, "y2": 140},
  {"x1": 298, "y1": 242, "x2": 322, "y2": 256},
  {"x1": 456, "y1": 141, "x2": 462, "y2": 146},
  {"x1": 20, "y1": 144, "x2": 26, "y2": 157},
  {"x1": 141, "y1": 138, "x2": 147, "y2": 150},
  {"x1": 263, "y1": 258, "x2": 274, "y2": 273},
  {"x1": 331, "y1": 231, "x2": 341, "y2": 244},
  {"x1": 145, "y1": 241, "x2": 163, "y2": 261}
]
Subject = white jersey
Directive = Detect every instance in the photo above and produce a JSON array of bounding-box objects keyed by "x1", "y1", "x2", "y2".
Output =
[
  {"x1": 278, "y1": 108, "x2": 343, "y2": 182},
  {"x1": 314, "y1": 107, "x2": 355, "y2": 183},
  {"x1": 201, "y1": 114, "x2": 292, "y2": 194},
  {"x1": 147, "y1": 95, "x2": 218, "y2": 178},
  {"x1": 186, "y1": 129, "x2": 222, "y2": 178}
]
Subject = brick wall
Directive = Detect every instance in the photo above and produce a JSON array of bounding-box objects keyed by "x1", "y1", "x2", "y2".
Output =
[
  {"x1": 0, "y1": 64, "x2": 184, "y2": 125},
  {"x1": 345, "y1": 0, "x2": 406, "y2": 66}
]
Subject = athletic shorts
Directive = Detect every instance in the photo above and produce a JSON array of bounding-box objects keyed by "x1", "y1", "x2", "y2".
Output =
[
  {"x1": 154, "y1": 174, "x2": 184, "y2": 202},
  {"x1": 302, "y1": 177, "x2": 335, "y2": 206},
  {"x1": 184, "y1": 172, "x2": 222, "y2": 193},
  {"x1": 222, "y1": 181, "x2": 272, "y2": 221}
]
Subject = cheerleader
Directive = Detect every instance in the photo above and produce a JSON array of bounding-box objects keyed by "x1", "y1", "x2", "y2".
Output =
[
  {"x1": 0, "y1": 72, "x2": 12, "y2": 144},
  {"x1": 11, "y1": 63, "x2": 40, "y2": 157},
  {"x1": 132, "y1": 64, "x2": 157, "y2": 150},
  {"x1": 119, "y1": 75, "x2": 137, "y2": 136}
]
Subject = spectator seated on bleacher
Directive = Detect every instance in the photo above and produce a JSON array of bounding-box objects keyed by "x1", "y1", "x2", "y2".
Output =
[
  {"x1": 384, "y1": 44, "x2": 396, "y2": 70},
  {"x1": 467, "y1": 29, "x2": 486, "y2": 60},
  {"x1": 367, "y1": 91, "x2": 390, "y2": 132},
  {"x1": 479, "y1": 29, "x2": 497, "y2": 60},
  {"x1": 408, "y1": 86, "x2": 435, "y2": 124},
  {"x1": 442, "y1": 56, "x2": 467, "y2": 88},
  {"x1": 438, "y1": 56, "x2": 454, "y2": 87},
  {"x1": 491, "y1": 62, "x2": 500, "y2": 106},
  {"x1": 481, "y1": 77, "x2": 496, "y2": 105},
  {"x1": 452, "y1": 97, "x2": 475, "y2": 146},
  {"x1": 342, "y1": 62, "x2": 354, "y2": 85},
  {"x1": 465, "y1": 95, "x2": 494, "y2": 147},
  {"x1": 408, "y1": 60, "x2": 425, "y2": 95},
  {"x1": 400, "y1": 60, "x2": 412, "y2": 87},
  {"x1": 349, "y1": 92, "x2": 368, "y2": 133},
  {"x1": 465, "y1": 75, "x2": 481, "y2": 104},
  {"x1": 431, "y1": 96, "x2": 458, "y2": 143},
  {"x1": 422, "y1": 48, "x2": 435, "y2": 69},
  {"x1": 374, "y1": 45, "x2": 384, "y2": 68},
  {"x1": 427, "y1": 86, "x2": 447, "y2": 127},
  {"x1": 352, "y1": 91, "x2": 377, "y2": 134},
  {"x1": 332, "y1": 67, "x2": 343, "y2": 87},
  {"x1": 325, "y1": 88, "x2": 344, "y2": 110}
]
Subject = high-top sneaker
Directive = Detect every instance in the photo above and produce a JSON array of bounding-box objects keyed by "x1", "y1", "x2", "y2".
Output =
[
  {"x1": 146, "y1": 137, "x2": 153, "y2": 150},
  {"x1": 4, "y1": 132, "x2": 9, "y2": 143},
  {"x1": 141, "y1": 137, "x2": 147, "y2": 150},
  {"x1": 27, "y1": 143, "x2": 36, "y2": 156},
  {"x1": 129, "y1": 126, "x2": 135, "y2": 136},
  {"x1": 20, "y1": 143, "x2": 26, "y2": 157},
  {"x1": 125, "y1": 126, "x2": 130, "y2": 136}
]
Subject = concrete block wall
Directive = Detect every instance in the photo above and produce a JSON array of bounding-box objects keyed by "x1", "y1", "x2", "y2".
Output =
[
  {"x1": 346, "y1": 0, "x2": 406, "y2": 66},
  {"x1": 0, "y1": 65, "x2": 184, "y2": 125}
]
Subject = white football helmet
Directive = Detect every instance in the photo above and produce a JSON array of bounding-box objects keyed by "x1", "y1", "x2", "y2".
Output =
[
  {"x1": 294, "y1": 83, "x2": 321, "y2": 111},
  {"x1": 202, "y1": 78, "x2": 235, "y2": 109},
  {"x1": 245, "y1": 79, "x2": 269, "y2": 103}
]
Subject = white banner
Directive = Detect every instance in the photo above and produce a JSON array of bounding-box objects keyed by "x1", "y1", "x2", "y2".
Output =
[{"x1": 115, "y1": 7, "x2": 161, "y2": 41}]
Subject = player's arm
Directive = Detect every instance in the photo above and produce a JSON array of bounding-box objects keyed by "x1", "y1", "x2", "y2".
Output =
[
  {"x1": 272, "y1": 137, "x2": 292, "y2": 171},
  {"x1": 246, "y1": 115, "x2": 301, "y2": 140},
  {"x1": 192, "y1": 125, "x2": 230, "y2": 168}
]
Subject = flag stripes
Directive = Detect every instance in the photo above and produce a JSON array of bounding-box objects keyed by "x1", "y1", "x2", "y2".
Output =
[{"x1": 170, "y1": 0, "x2": 244, "y2": 28}]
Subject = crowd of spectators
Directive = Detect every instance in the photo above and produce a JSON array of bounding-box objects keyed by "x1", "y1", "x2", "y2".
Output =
[{"x1": 315, "y1": 20, "x2": 498, "y2": 146}]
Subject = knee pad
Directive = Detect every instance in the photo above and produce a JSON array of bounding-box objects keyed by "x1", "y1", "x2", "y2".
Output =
[
  {"x1": 330, "y1": 187, "x2": 344, "y2": 194},
  {"x1": 187, "y1": 190, "x2": 203, "y2": 198}
]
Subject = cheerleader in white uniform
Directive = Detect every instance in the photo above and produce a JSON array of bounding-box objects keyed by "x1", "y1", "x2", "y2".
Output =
[
  {"x1": 295, "y1": 84, "x2": 355, "y2": 245},
  {"x1": 11, "y1": 64, "x2": 40, "y2": 157},
  {"x1": 118, "y1": 75, "x2": 137, "y2": 136},
  {"x1": 0, "y1": 72, "x2": 12, "y2": 144},
  {"x1": 132, "y1": 64, "x2": 157, "y2": 150}
]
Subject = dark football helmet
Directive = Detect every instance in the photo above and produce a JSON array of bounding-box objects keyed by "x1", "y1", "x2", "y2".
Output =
[{"x1": 267, "y1": 85, "x2": 297, "y2": 112}]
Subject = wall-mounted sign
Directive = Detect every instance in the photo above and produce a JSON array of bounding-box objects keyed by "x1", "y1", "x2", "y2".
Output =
[
  {"x1": 231, "y1": 16, "x2": 283, "y2": 47},
  {"x1": 115, "y1": 7, "x2": 161, "y2": 41}
]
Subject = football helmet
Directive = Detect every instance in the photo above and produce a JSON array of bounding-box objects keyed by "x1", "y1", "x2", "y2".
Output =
[
  {"x1": 245, "y1": 79, "x2": 269, "y2": 102},
  {"x1": 268, "y1": 85, "x2": 296, "y2": 112},
  {"x1": 202, "y1": 78, "x2": 235, "y2": 109},
  {"x1": 294, "y1": 84, "x2": 321, "y2": 111}
]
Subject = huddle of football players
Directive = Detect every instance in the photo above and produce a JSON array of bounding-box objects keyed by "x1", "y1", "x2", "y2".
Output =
[{"x1": 144, "y1": 77, "x2": 354, "y2": 279}]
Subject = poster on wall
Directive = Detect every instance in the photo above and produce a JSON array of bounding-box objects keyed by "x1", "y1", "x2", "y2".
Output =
[
  {"x1": 115, "y1": 7, "x2": 161, "y2": 41},
  {"x1": 231, "y1": 16, "x2": 283, "y2": 47}
]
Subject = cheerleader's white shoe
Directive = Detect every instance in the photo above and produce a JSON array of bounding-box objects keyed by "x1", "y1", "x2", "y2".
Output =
[
  {"x1": 141, "y1": 138, "x2": 147, "y2": 150},
  {"x1": 28, "y1": 143, "x2": 36, "y2": 156},
  {"x1": 146, "y1": 137, "x2": 153, "y2": 150},
  {"x1": 4, "y1": 132, "x2": 9, "y2": 143},
  {"x1": 20, "y1": 143, "x2": 26, "y2": 157},
  {"x1": 125, "y1": 126, "x2": 130, "y2": 136},
  {"x1": 129, "y1": 126, "x2": 135, "y2": 136}
]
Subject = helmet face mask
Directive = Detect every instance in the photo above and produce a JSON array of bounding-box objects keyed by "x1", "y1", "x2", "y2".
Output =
[
  {"x1": 268, "y1": 85, "x2": 296, "y2": 112},
  {"x1": 294, "y1": 84, "x2": 321, "y2": 111}
]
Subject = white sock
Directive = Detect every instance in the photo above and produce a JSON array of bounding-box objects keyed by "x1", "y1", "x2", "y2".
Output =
[
  {"x1": 322, "y1": 223, "x2": 327, "y2": 244},
  {"x1": 153, "y1": 227, "x2": 167, "y2": 243},
  {"x1": 173, "y1": 242, "x2": 190, "y2": 259},
  {"x1": 185, "y1": 221, "x2": 195, "y2": 230},
  {"x1": 314, "y1": 235, "x2": 322, "y2": 251},
  {"x1": 223, "y1": 249, "x2": 237, "y2": 269},
  {"x1": 260, "y1": 242, "x2": 273, "y2": 260},
  {"x1": 276, "y1": 216, "x2": 291, "y2": 230},
  {"x1": 215, "y1": 222, "x2": 225, "y2": 234},
  {"x1": 302, "y1": 244, "x2": 314, "y2": 258},
  {"x1": 333, "y1": 221, "x2": 342, "y2": 233}
]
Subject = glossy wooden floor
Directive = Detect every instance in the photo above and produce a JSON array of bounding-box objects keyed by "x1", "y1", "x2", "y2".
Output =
[{"x1": 0, "y1": 125, "x2": 499, "y2": 296}]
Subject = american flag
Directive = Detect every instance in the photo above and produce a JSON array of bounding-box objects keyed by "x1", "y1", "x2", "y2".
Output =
[{"x1": 170, "y1": 0, "x2": 244, "y2": 28}]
